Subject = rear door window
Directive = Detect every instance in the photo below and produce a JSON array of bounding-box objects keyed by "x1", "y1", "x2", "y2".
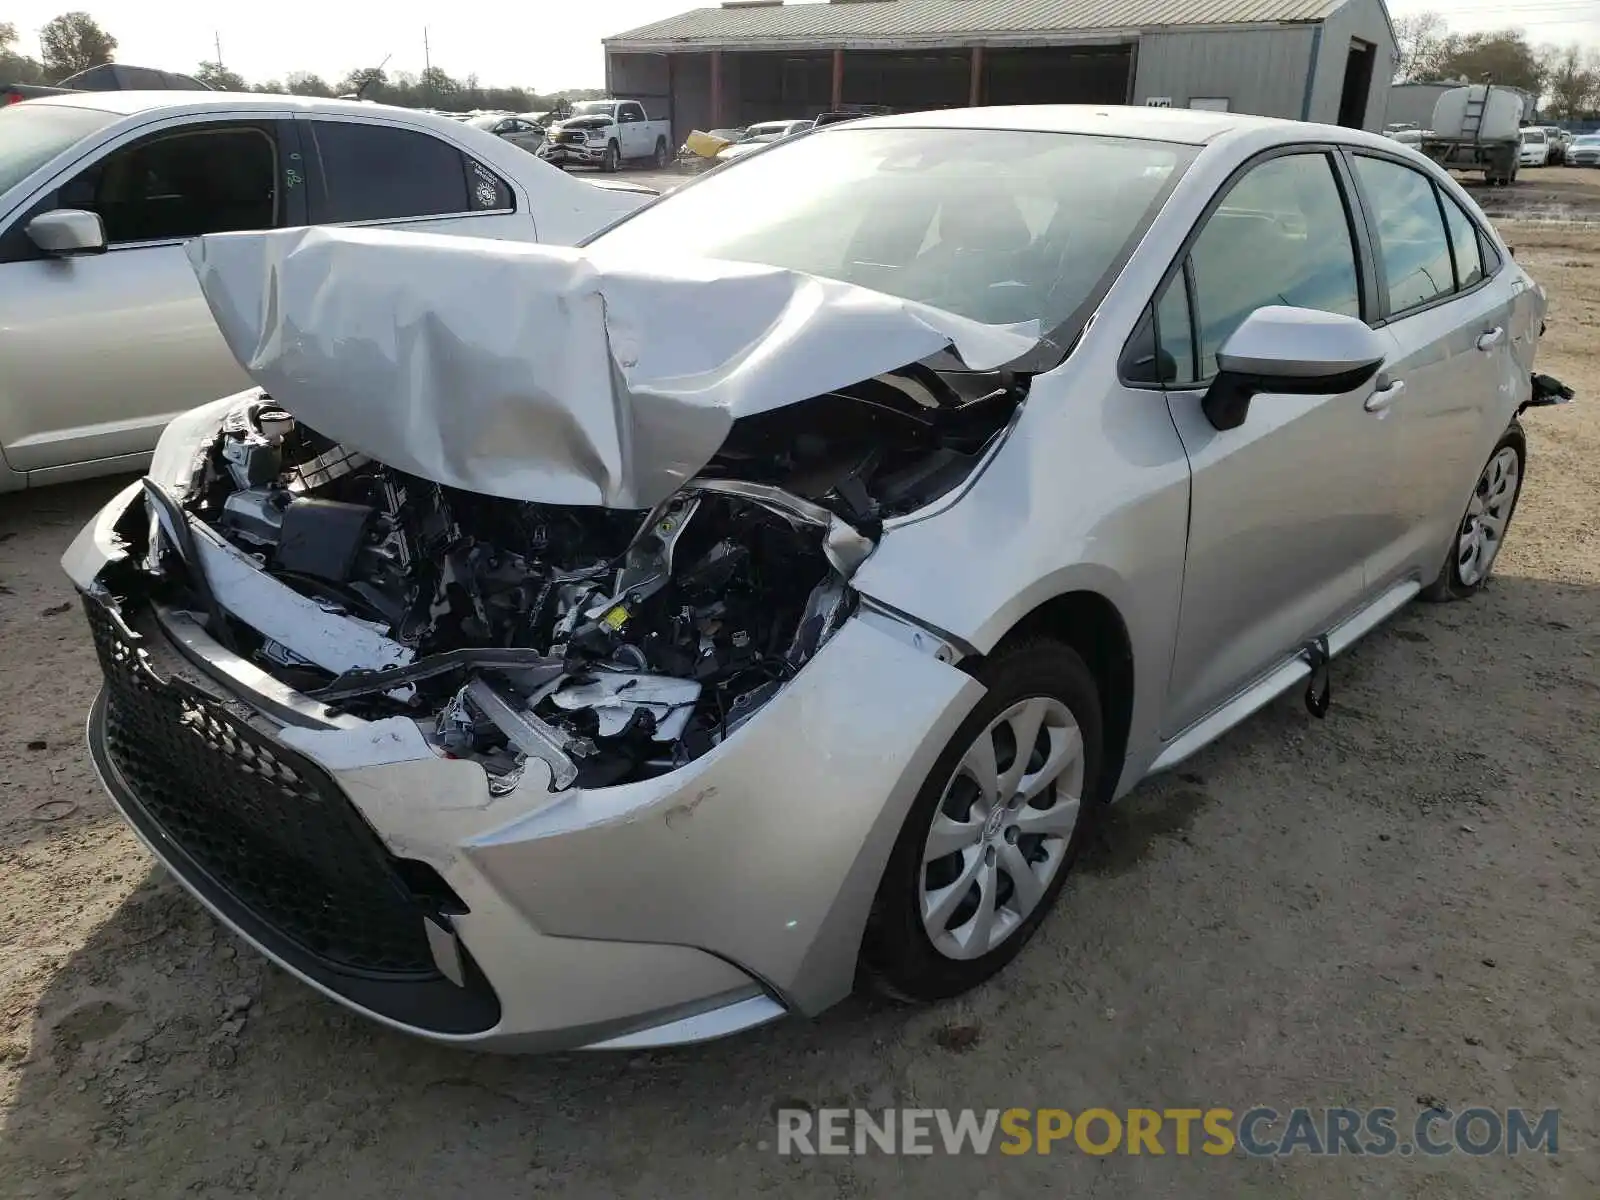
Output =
[
  {"x1": 1439, "y1": 191, "x2": 1487, "y2": 289},
  {"x1": 304, "y1": 121, "x2": 474, "y2": 223},
  {"x1": 1353, "y1": 155, "x2": 1457, "y2": 315}
]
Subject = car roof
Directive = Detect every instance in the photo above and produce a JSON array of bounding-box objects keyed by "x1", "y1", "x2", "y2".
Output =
[
  {"x1": 841, "y1": 104, "x2": 1343, "y2": 146},
  {"x1": 18, "y1": 90, "x2": 458, "y2": 123}
]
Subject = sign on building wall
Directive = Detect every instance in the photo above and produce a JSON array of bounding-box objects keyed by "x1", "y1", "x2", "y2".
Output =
[{"x1": 1145, "y1": 97, "x2": 1173, "y2": 108}]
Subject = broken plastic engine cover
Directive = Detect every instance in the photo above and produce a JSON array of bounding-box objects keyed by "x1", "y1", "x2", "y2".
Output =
[{"x1": 162, "y1": 370, "x2": 1020, "y2": 791}]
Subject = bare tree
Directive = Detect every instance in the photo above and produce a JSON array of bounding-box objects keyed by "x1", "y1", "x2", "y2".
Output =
[
  {"x1": 1394, "y1": 11, "x2": 1448, "y2": 83},
  {"x1": 1543, "y1": 43, "x2": 1599, "y2": 119}
]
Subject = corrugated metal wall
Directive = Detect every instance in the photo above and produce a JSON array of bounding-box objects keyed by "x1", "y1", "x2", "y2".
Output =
[
  {"x1": 1132, "y1": 26, "x2": 1317, "y2": 118},
  {"x1": 1307, "y1": 0, "x2": 1397, "y2": 129}
]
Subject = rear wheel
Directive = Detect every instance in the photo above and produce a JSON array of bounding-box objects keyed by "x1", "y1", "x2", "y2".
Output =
[
  {"x1": 1422, "y1": 423, "x2": 1526, "y2": 602},
  {"x1": 652, "y1": 137, "x2": 669, "y2": 168},
  {"x1": 861, "y1": 638, "x2": 1103, "y2": 1001}
]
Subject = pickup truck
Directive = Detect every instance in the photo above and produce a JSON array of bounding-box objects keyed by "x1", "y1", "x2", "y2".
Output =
[{"x1": 538, "y1": 99, "x2": 673, "y2": 172}]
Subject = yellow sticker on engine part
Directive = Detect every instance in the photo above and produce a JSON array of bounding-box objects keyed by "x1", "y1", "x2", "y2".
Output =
[{"x1": 602, "y1": 605, "x2": 630, "y2": 631}]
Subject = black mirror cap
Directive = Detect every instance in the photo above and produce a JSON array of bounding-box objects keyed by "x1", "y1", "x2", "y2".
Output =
[{"x1": 1201, "y1": 360, "x2": 1383, "y2": 432}]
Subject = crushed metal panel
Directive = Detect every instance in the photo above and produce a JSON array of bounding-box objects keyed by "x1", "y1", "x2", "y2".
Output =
[{"x1": 187, "y1": 225, "x2": 1037, "y2": 509}]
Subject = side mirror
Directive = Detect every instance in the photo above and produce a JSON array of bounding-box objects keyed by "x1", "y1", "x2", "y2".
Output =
[
  {"x1": 26, "y1": 209, "x2": 107, "y2": 258},
  {"x1": 1203, "y1": 305, "x2": 1386, "y2": 431}
]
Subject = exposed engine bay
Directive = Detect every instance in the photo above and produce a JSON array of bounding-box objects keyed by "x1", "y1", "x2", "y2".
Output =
[{"x1": 149, "y1": 367, "x2": 1023, "y2": 791}]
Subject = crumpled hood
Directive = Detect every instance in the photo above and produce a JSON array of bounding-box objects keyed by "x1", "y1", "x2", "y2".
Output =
[
  {"x1": 552, "y1": 116, "x2": 611, "y2": 132},
  {"x1": 186, "y1": 225, "x2": 1038, "y2": 508}
]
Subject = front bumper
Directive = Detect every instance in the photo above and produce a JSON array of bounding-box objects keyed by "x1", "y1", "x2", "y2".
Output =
[
  {"x1": 538, "y1": 140, "x2": 607, "y2": 166},
  {"x1": 68, "y1": 485, "x2": 982, "y2": 1051}
]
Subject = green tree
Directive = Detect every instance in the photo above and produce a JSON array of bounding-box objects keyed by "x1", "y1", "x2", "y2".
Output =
[
  {"x1": 39, "y1": 11, "x2": 116, "y2": 82},
  {"x1": 284, "y1": 70, "x2": 333, "y2": 97},
  {"x1": 1429, "y1": 30, "x2": 1545, "y2": 95},
  {"x1": 419, "y1": 65, "x2": 458, "y2": 105},
  {"x1": 195, "y1": 60, "x2": 247, "y2": 91}
]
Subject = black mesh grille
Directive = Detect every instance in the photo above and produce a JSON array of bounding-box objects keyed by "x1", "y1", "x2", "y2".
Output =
[{"x1": 86, "y1": 597, "x2": 439, "y2": 978}]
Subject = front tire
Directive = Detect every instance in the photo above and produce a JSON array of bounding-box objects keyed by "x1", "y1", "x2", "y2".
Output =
[
  {"x1": 861, "y1": 638, "x2": 1103, "y2": 1001},
  {"x1": 602, "y1": 141, "x2": 620, "y2": 173},
  {"x1": 1422, "y1": 423, "x2": 1526, "y2": 602}
]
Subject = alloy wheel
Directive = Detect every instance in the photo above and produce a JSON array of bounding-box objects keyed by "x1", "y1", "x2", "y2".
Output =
[
  {"x1": 919, "y1": 697, "x2": 1084, "y2": 961},
  {"x1": 1458, "y1": 446, "x2": 1521, "y2": 587}
]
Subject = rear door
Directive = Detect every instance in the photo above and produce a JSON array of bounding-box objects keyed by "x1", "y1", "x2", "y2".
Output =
[
  {"x1": 1345, "y1": 152, "x2": 1522, "y2": 590},
  {"x1": 1140, "y1": 148, "x2": 1396, "y2": 735},
  {"x1": 617, "y1": 103, "x2": 650, "y2": 158},
  {"x1": 297, "y1": 117, "x2": 527, "y2": 241},
  {"x1": 0, "y1": 115, "x2": 300, "y2": 473}
]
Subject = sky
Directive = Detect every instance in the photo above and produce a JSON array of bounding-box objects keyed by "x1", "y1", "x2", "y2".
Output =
[{"x1": 5, "y1": 0, "x2": 1600, "y2": 91}]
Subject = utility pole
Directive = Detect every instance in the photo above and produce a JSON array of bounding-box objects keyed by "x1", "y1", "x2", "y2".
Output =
[
  {"x1": 214, "y1": 31, "x2": 223, "y2": 68},
  {"x1": 423, "y1": 26, "x2": 431, "y2": 105}
]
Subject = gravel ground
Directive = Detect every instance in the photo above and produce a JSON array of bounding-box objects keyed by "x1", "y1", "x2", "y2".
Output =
[{"x1": 0, "y1": 222, "x2": 1596, "y2": 1199}]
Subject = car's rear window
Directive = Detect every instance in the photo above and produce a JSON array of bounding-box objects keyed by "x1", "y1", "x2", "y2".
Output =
[
  {"x1": 588, "y1": 126, "x2": 1196, "y2": 350},
  {"x1": 0, "y1": 103, "x2": 117, "y2": 196}
]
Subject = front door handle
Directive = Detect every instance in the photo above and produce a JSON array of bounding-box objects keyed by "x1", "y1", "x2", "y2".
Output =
[
  {"x1": 1365, "y1": 379, "x2": 1405, "y2": 413},
  {"x1": 1477, "y1": 326, "x2": 1506, "y2": 351}
]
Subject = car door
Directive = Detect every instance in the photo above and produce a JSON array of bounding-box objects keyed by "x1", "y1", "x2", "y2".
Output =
[
  {"x1": 617, "y1": 103, "x2": 649, "y2": 158},
  {"x1": 1346, "y1": 152, "x2": 1525, "y2": 590},
  {"x1": 1143, "y1": 149, "x2": 1397, "y2": 736},
  {"x1": 499, "y1": 119, "x2": 543, "y2": 154},
  {"x1": 297, "y1": 117, "x2": 528, "y2": 241},
  {"x1": 0, "y1": 117, "x2": 300, "y2": 475}
]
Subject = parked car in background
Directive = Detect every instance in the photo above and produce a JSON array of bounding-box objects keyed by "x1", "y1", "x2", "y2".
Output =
[
  {"x1": 0, "y1": 92, "x2": 654, "y2": 491},
  {"x1": 64, "y1": 106, "x2": 1565, "y2": 1051},
  {"x1": 1545, "y1": 127, "x2": 1572, "y2": 165},
  {"x1": 715, "y1": 118, "x2": 813, "y2": 163},
  {"x1": 466, "y1": 112, "x2": 546, "y2": 154},
  {"x1": 1568, "y1": 133, "x2": 1600, "y2": 167},
  {"x1": 3, "y1": 62, "x2": 211, "y2": 106},
  {"x1": 1519, "y1": 126, "x2": 1551, "y2": 167},
  {"x1": 538, "y1": 99, "x2": 672, "y2": 171}
]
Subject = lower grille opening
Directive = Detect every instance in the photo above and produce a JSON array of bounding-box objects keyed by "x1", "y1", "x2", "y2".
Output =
[{"x1": 85, "y1": 594, "x2": 501, "y2": 1033}]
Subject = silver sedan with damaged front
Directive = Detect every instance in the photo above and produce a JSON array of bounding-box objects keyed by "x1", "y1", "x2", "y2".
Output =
[{"x1": 64, "y1": 106, "x2": 1570, "y2": 1052}]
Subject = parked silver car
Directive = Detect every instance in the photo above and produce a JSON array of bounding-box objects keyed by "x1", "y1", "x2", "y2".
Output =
[
  {"x1": 66, "y1": 106, "x2": 1563, "y2": 1052},
  {"x1": 1569, "y1": 133, "x2": 1600, "y2": 167},
  {"x1": 465, "y1": 112, "x2": 546, "y2": 154},
  {"x1": 0, "y1": 93, "x2": 651, "y2": 492}
]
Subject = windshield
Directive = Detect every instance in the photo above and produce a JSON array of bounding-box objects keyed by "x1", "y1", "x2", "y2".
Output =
[
  {"x1": 571, "y1": 101, "x2": 618, "y2": 117},
  {"x1": 1578, "y1": 135, "x2": 1600, "y2": 145},
  {"x1": 1523, "y1": 129, "x2": 1546, "y2": 143},
  {"x1": 588, "y1": 126, "x2": 1195, "y2": 338},
  {"x1": 466, "y1": 115, "x2": 502, "y2": 129},
  {"x1": 0, "y1": 102, "x2": 116, "y2": 196}
]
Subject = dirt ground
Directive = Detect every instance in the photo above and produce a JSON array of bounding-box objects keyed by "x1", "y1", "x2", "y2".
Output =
[{"x1": 0, "y1": 221, "x2": 1596, "y2": 1200}]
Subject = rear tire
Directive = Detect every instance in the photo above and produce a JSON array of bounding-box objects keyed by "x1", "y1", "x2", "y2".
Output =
[
  {"x1": 860, "y1": 638, "x2": 1104, "y2": 1002},
  {"x1": 652, "y1": 137, "x2": 669, "y2": 168},
  {"x1": 1422, "y1": 423, "x2": 1526, "y2": 602}
]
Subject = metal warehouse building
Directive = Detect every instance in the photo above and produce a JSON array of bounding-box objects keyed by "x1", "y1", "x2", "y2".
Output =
[{"x1": 604, "y1": 0, "x2": 1397, "y2": 145}]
